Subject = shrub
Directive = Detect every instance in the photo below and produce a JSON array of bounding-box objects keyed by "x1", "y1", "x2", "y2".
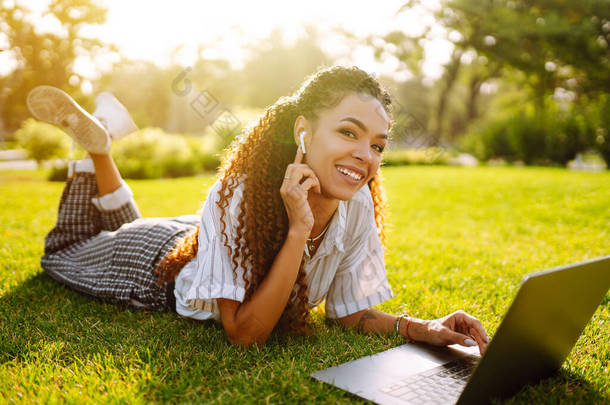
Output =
[
  {"x1": 460, "y1": 104, "x2": 594, "y2": 166},
  {"x1": 213, "y1": 123, "x2": 243, "y2": 153},
  {"x1": 185, "y1": 136, "x2": 221, "y2": 172},
  {"x1": 546, "y1": 111, "x2": 591, "y2": 165},
  {"x1": 112, "y1": 128, "x2": 219, "y2": 179},
  {"x1": 382, "y1": 147, "x2": 452, "y2": 166},
  {"x1": 594, "y1": 95, "x2": 610, "y2": 167},
  {"x1": 15, "y1": 119, "x2": 71, "y2": 166},
  {"x1": 48, "y1": 164, "x2": 69, "y2": 182},
  {"x1": 1, "y1": 140, "x2": 19, "y2": 150},
  {"x1": 506, "y1": 112, "x2": 548, "y2": 164}
]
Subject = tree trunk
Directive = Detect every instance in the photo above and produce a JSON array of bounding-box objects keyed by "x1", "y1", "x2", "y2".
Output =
[{"x1": 434, "y1": 48, "x2": 463, "y2": 145}]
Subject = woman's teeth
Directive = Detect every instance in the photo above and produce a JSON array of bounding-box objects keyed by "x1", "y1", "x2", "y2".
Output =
[{"x1": 337, "y1": 166, "x2": 363, "y2": 180}]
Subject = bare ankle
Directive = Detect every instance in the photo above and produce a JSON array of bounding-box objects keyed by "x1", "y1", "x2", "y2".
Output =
[{"x1": 89, "y1": 152, "x2": 111, "y2": 158}]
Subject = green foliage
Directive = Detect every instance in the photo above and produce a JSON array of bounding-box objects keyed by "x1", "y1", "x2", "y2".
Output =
[
  {"x1": 111, "y1": 128, "x2": 219, "y2": 179},
  {"x1": 211, "y1": 105, "x2": 265, "y2": 153},
  {"x1": 236, "y1": 29, "x2": 330, "y2": 108},
  {"x1": 184, "y1": 136, "x2": 221, "y2": 172},
  {"x1": 594, "y1": 95, "x2": 610, "y2": 167},
  {"x1": 0, "y1": 0, "x2": 110, "y2": 131},
  {"x1": 97, "y1": 34, "x2": 325, "y2": 134},
  {"x1": 384, "y1": 0, "x2": 610, "y2": 148},
  {"x1": 440, "y1": 0, "x2": 610, "y2": 98},
  {"x1": 460, "y1": 102, "x2": 597, "y2": 165},
  {"x1": 47, "y1": 164, "x2": 70, "y2": 182},
  {"x1": 15, "y1": 119, "x2": 71, "y2": 166},
  {"x1": 213, "y1": 123, "x2": 243, "y2": 153},
  {"x1": 382, "y1": 148, "x2": 452, "y2": 166},
  {"x1": 0, "y1": 141, "x2": 19, "y2": 150},
  {"x1": 1, "y1": 167, "x2": 608, "y2": 403}
]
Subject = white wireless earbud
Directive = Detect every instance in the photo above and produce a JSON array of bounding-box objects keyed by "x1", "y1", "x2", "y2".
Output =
[{"x1": 299, "y1": 130, "x2": 307, "y2": 154}]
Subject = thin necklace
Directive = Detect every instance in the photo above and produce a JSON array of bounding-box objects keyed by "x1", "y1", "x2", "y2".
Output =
[{"x1": 307, "y1": 222, "x2": 331, "y2": 253}]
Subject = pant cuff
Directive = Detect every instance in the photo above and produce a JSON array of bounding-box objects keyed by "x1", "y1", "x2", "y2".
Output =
[
  {"x1": 68, "y1": 158, "x2": 95, "y2": 177},
  {"x1": 91, "y1": 181, "x2": 135, "y2": 211}
]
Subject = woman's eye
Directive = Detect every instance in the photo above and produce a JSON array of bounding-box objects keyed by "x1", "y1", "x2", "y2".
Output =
[
  {"x1": 340, "y1": 129, "x2": 356, "y2": 138},
  {"x1": 340, "y1": 129, "x2": 384, "y2": 153}
]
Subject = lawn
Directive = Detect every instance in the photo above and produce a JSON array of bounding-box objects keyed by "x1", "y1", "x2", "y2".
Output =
[{"x1": 1, "y1": 166, "x2": 608, "y2": 404}]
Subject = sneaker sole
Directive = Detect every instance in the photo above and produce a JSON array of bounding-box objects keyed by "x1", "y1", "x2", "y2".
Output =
[{"x1": 26, "y1": 86, "x2": 111, "y2": 154}]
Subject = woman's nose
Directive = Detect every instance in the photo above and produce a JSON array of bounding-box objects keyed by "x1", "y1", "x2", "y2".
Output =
[{"x1": 352, "y1": 141, "x2": 372, "y2": 163}]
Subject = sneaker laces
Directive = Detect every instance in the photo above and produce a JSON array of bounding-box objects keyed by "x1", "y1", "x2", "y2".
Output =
[{"x1": 97, "y1": 116, "x2": 109, "y2": 133}]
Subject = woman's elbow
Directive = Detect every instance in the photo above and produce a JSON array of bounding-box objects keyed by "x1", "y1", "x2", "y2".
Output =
[
  {"x1": 224, "y1": 322, "x2": 269, "y2": 347},
  {"x1": 219, "y1": 303, "x2": 272, "y2": 347},
  {"x1": 226, "y1": 331, "x2": 268, "y2": 347}
]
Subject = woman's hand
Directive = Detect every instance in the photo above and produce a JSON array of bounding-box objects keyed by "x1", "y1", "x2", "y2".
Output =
[
  {"x1": 414, "y1": 310, "x2": 489, "y2": 354},
  {"x1": 280, "y1": 146, "x2": 321, "y2": 236}
]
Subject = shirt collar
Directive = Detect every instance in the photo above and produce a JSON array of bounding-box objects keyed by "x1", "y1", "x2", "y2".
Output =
[{"x1": 303, "y1": 199, "x2": 346, "y2": 259}]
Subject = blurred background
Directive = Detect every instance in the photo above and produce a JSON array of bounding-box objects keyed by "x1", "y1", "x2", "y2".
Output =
[{"x1": 1, "y1": 0, "x2": 609, "y2": 178}]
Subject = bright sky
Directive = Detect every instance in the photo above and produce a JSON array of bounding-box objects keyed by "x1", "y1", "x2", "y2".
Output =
[{"x1": 16, "y1": 0, "x2": 452, "y2": 82}]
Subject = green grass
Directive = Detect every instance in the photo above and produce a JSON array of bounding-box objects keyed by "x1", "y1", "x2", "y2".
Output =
[{"x1": 1, "y1": 166, "x2": 608, "y2": 404}]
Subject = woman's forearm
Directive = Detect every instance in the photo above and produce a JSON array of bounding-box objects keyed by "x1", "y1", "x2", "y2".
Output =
[
  {"x1": 337, "y1": 308, "x2": 428, "y2": 340},
  {"x1": 336, "y1": 308, "x2": 488, "y2": 353},
  {"x1": 229, "y1": 229, "x2": 308, "y2": 345}
]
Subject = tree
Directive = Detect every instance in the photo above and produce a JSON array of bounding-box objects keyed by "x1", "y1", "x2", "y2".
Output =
[
  {"x1": 367, "y1": 2, "x2": 505, "y2": 145},
  {"x1": 384, "y1": 0, "x2": 609, "y2": 167},
  {"x1": 15, "y1": 119, "x2": 71, "y2": 167},
  {"x1": 0, "y1": 0, "x2": 112, "y2": 134},
  {"x1": 236, "y1": 26, "x2": 330, "y2": 108},
  {"x1": 440, "y1": 0, "x2": 610, "y2": 165},
  {"x1": 439, "y1": 0, "x2": 610, "y2": 102}
]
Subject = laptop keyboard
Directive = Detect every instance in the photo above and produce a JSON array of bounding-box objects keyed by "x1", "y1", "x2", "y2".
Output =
[{"x1": 379, "y1": 355, "x2": 479, "y2": 404}]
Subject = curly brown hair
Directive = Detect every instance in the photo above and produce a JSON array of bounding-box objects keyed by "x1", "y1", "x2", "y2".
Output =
[{"x1": 156, "y1": 65, "x2": 394, "y2": 335}]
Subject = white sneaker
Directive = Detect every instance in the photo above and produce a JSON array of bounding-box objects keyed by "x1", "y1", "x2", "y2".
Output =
[
  {"x1": 26, "y1": 86, "x2": 111, "y2": 154},
  {"x1": 93, "y1": 92, "x2": 138, "y2": 140}
]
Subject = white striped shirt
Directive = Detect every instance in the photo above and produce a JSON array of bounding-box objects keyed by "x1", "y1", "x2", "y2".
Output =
[{"x1": 174, "y1": 178, "x2": 393, "y2": 321}]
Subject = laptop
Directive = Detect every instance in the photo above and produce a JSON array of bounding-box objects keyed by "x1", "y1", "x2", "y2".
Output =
[{"x1": 311, "y1": 255, "x2": 610, "y2": 405}]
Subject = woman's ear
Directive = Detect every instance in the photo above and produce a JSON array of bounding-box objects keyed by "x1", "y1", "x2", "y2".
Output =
[
  {"x1": 296, "y1": 130, "x2": 305, "y2": 153},
  {"x1": 293, "y1": 115, "x2": 310, "y2": 151}
]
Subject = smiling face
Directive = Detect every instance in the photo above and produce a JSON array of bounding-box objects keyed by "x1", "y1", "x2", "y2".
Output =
[{"x1": 294, "y1": 92, "x2": 390, "y2": 201}]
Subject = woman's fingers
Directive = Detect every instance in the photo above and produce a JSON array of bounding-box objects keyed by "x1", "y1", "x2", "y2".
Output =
[
  {"x1": 439, "y1": 310, "x2": 489, "y2": 355},
  {"x1": 283, "y1": 164, "x2": 318, "y2": 187},
  {"x1": 293, "y1": 144, "x2": 304, "y2": 164},
  {"x1": 300, "y1": 177, "x2": 321, "y2": 194},
  {"x1": 286, "y1": 142, "x2": 312, "y2": 184},
  {"x1": 444, "y1": 328, "x2": 477, "y2": 348},
  {"x1": 281, "y1": 158, "x2": 319, "y2": 232},
  {"x1": 469, "y1": 327, "x2": 488, "y2": 354},
  {"x1": 459, "y1": 311, "x2": 489, "y2": 343},
  {"x1": 445, "y1": 327, "x2": 486, "y2": 354},
  {"x1": 457, "y1": 313, "x2": 488, "y2": 354}
]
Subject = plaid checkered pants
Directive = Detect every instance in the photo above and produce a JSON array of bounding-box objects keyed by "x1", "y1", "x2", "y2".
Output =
[{"x1": 41, "y1": 171, "x2": 198, "y2": 311}]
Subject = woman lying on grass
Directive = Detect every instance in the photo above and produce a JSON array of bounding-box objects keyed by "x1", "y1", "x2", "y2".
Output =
[{"x1": 32, "y1": 65, "x2": 489, "y2": 351}]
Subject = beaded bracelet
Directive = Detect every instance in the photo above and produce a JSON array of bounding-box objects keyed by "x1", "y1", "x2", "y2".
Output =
[{"x1": 405, "y1": 317, "x2": 413, "y2": 341}]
